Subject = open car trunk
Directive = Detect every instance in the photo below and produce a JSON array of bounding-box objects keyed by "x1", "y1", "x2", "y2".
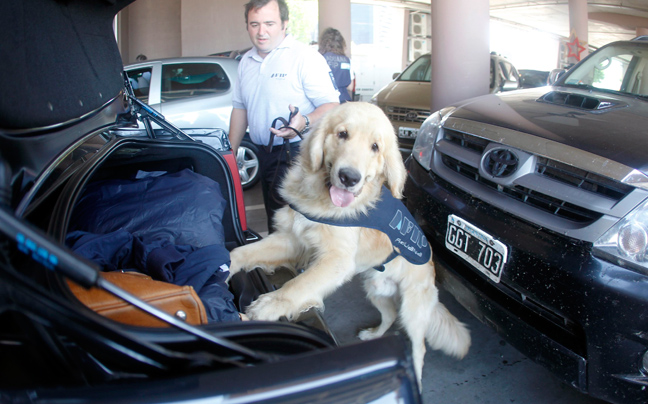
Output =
[{"x1": 33, "y1": 114, "x2": 335, "y2": 335}]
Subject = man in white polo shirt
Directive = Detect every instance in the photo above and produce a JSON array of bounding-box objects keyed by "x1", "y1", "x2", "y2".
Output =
[{"x1": 228, "y1": 0, "x2": 340, "y2": 233}]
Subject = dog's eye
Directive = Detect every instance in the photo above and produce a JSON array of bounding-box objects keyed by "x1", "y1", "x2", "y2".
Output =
[
  {"x1": 338, "y1": 131, "x2": 348, "y2": 140},
  {"x1": 372, "y1": 143, "x2": 379, "y2": 152}
]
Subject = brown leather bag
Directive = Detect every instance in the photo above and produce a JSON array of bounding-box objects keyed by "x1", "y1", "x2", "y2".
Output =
[{"x1": 68, "y1": 271, "x2": 208, "y2": 327}]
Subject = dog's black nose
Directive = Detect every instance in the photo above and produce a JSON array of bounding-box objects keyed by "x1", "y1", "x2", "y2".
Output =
[{"x1": 338, "y1": 168, "x2": 361, "y2": 188}]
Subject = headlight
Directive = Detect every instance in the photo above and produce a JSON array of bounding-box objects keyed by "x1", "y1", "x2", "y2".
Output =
[
  {"x1": 412, "y1": 107, "x2": 455, "y2": 170},
  {"x1": 593, "y1": 198, "x2": 648, "y2": 275}
]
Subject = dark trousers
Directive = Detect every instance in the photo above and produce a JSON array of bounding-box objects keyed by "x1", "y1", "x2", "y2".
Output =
[{"x1": 258, "y1": 141, "x2": 301, "y2": 233}]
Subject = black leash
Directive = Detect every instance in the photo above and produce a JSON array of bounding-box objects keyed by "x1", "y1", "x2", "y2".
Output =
[
  {"x1": 265, "y1": 106, "x2": 303, "y2": 154},
  {"x1": 265, "y1": 107, "x2": 304, "y2": 205}
]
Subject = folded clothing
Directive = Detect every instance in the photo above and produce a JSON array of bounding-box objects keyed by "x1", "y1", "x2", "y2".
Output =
[
  {"x1": 66, "y1": 169, "x2": 239, "y2": 323},
  {"x1": 69, "y1": 168, "x2": 227, "y2": 248}
]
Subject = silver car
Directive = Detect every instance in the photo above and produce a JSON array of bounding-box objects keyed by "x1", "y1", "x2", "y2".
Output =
[{"x1": 125, "y1": 57, "x2": 260, "y2": 189}]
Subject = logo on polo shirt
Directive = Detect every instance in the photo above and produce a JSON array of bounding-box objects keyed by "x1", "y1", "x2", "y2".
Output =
[{"x1": 270, "y1": 73, "x2": 288, "y2": 79}]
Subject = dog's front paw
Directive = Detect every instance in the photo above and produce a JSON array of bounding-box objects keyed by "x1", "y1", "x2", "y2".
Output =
[
  {"x1": 229, "y1": 249, "x2": 276, "y2": 281},
  {"x1": 228, "y1": 248, "x2": 247, "y2": 276},
  {"x1": 245, "y1": 292, "x2": 295, "y2": 321},
  {"x1": 358, "y1": 327, "x2": 383, "y2": 340}
]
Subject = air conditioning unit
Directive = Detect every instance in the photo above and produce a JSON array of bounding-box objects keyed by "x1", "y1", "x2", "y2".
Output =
[{"x1": 408, "y1": 12, "x2": 431, "y2": 61}]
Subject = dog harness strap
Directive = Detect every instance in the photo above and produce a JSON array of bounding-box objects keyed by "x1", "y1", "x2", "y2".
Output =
[
  {"x1": 289, "y1": 186, "x2": 431, "y2": 271},
  {"x1": 373, "y1": 250, "x2": 399, "y2": 272}
]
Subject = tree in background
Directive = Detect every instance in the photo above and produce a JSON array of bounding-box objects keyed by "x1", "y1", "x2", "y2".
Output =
[{"x1": 286, "y1": 0, "x2": 318, "y2": 45}]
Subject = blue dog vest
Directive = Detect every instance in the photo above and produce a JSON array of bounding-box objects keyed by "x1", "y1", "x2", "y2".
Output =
[{"x1": 290, "y1": 186, "x2": 430, "y2": 271}]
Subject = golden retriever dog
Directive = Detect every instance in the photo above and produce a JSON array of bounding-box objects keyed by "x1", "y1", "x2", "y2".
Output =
[{"x1": 229, "y1": 102, "x2": 470, "y2": 387}]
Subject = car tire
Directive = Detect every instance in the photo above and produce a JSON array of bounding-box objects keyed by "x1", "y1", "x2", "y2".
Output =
[{"x1": 237, "y1": 140, "x2": 260, "y2": 190}]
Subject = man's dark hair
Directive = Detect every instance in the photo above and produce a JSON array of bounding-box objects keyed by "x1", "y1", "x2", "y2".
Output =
[{"x1": 244, "y1": 0, "x2": 289, "y2": 24}]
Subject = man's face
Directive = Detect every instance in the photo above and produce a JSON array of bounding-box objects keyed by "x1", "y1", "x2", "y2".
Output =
[{"x1": 247, "y1": 1, "x2": 287, "y2": 57}]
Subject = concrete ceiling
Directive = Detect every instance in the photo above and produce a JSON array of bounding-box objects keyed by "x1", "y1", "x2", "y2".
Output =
[
  {"x1": 490, "y1": 0, "x2": 648, "y2": 48},
  {"x1": 391, "y1": 0, "x2": 648, "y2": 48}
]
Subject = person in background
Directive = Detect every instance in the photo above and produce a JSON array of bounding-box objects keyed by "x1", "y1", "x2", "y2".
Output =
[
  {"x1": 319, "y1": 27, "x2": 354, "y2": 103},
  {"x1": 228, "y1": 0, "x2": 340, "y2": 232}
]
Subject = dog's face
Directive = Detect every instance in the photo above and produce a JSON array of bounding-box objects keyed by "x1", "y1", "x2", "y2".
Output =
[{"x1": 302, "y1": 102, "x2": 407, "y2": 209}]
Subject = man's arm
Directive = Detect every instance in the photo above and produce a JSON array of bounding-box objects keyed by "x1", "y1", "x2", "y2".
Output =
[
  {"x1": 302, "y1": 102, "x2": 338, "y2": 128},
  {"x1": 228, "y1": 107, "x2": 248, "y2": 155},
  {"x1": 271, "y1": 102, "x2": 339, "y2": 140}
]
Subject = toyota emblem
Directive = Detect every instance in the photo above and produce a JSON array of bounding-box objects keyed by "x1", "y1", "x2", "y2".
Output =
[
  {"x1": 484, "y1": 149, "x2": 518, "y2": 178},
  {"x1": 406, "y1": 111, "x2": 418, "y2": 121}
]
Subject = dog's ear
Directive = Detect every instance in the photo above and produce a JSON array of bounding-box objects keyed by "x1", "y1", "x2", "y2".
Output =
[
  {"x1": 384, "y1": 133, "x2": 407, "y2": 199},
  {"x1": 303, "y1": 116, "x2": 327, "y2": 172}
]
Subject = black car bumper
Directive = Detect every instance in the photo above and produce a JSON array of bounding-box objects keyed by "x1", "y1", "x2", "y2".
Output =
[{"x1": 405, "y1": 157, "x2": 648, "y2": 404}]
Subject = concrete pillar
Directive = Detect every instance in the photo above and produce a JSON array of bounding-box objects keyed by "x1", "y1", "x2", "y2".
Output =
[
  {"x1": 567, "y1": 0, "x2": 588, "y2": 64},
  {"x1": 638, "y1": 27, "x2": 648, "y2": 37},
  {"x1": 123, "y1": 0, "x2": 181, "y2": 63},
  {"x1": 318, "y1": 0, "x2": 351, "y2": 48},
  {"x1": 116, "y1": 9, "x2": 130, "y2": 63},
  {"x1": 430, "y1": 0, "x2": 489, "y2": 112}
]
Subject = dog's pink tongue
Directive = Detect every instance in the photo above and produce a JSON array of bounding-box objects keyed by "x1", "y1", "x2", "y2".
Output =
[{"x1": 330, "y1": 186, "x2": 355, "y2": 208}]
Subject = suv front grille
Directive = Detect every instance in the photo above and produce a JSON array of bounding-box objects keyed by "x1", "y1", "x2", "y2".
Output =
[
  {"x1": 439, "y1": 129, "x2": 634, "y2": 224},
  {"x1": 536, "y1": 158, "x2": 631, "y2": 200},
  {"x1": 385, "y1": 106, "x2": 431, "y2": 124},
  {"x1": 445, "y1": 129, "x2": 488, "y2": 153}
]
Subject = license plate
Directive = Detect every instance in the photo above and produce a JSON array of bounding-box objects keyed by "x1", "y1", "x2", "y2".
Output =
[
  {"x1": 445, "y1": 215, "x2": 508, "y2": 283},
  {"x1": 398, "y1": 127, "x2": 418, "y2": 139}
]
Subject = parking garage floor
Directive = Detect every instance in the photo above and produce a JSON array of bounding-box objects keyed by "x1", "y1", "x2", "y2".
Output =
[{"x1": 243, "y1": 184, "x2": 607, "y2": 404}]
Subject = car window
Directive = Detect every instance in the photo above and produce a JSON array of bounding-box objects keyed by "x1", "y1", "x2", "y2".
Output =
[
  {"x1": 398, "y1": 55, "x2": 431, "y2": 82},
  {"x1": 126, "y1": 67, "x2": 152, "y2": 104},
  {"x1": 567, "y1": 53, "x2": 631, "y2": 92},
  {"x1": 161, "y1": 62, "x2": 231, "y2": 103},
  {"x1": 559, "y1": 43, "x2": 648, "y2": 96}
]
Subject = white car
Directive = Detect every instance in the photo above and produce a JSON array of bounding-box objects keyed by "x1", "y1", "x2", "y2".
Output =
[{"x1": 125, "y1": 57, "x2": 260, "y2": 189}]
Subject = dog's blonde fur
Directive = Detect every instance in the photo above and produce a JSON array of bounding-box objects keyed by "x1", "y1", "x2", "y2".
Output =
[{"x1": 229, "y1": 102, "x2": 470, "y2": 387}]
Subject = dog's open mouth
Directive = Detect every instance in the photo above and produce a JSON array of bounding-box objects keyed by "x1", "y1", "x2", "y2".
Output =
[{"x1": 329, "y1": 185, "x2": 356, "y2": 208}]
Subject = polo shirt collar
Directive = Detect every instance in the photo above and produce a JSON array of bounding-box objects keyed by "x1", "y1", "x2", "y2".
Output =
[{"x1": 247, "y1": 34, "x2": 294, "y2": 61}]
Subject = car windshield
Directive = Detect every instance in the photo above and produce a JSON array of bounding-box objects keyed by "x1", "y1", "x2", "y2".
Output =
[
  {"x1": 398, "y1": 55, "x2": 431, "y2": 82},
  {"x1": 560, "y1": 41, "x2": 648, "y2": 97}
]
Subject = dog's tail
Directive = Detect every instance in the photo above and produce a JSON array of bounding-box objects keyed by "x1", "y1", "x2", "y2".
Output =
[{"x1": 426, "y1": 303, "x2": 471, "y2": 359}]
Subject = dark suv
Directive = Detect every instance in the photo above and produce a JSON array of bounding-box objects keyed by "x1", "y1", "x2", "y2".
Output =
[{"x1": 404, "y1": 37, "x2": 648, "y2": 404}]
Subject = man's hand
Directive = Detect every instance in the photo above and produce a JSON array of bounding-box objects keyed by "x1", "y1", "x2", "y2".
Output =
[{"x1": 269, "y1": 104, "x2": 305, "y2": 140}]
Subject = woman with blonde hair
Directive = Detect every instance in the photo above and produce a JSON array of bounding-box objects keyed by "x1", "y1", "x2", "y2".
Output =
[{"x1": 319, "y1": 27, "x2": 354, "y2": 103}]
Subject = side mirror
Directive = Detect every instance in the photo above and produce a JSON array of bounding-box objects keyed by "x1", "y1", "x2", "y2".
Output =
[
  {"x1": 501, "y1": 78, "x2": 519, "y2": 91},
  {"x1": 547, "y1": 68, "x2": 567, "y2": 85},
  {"x1": 392, "y1": 72, "x2": 400, "y2": 80}
]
